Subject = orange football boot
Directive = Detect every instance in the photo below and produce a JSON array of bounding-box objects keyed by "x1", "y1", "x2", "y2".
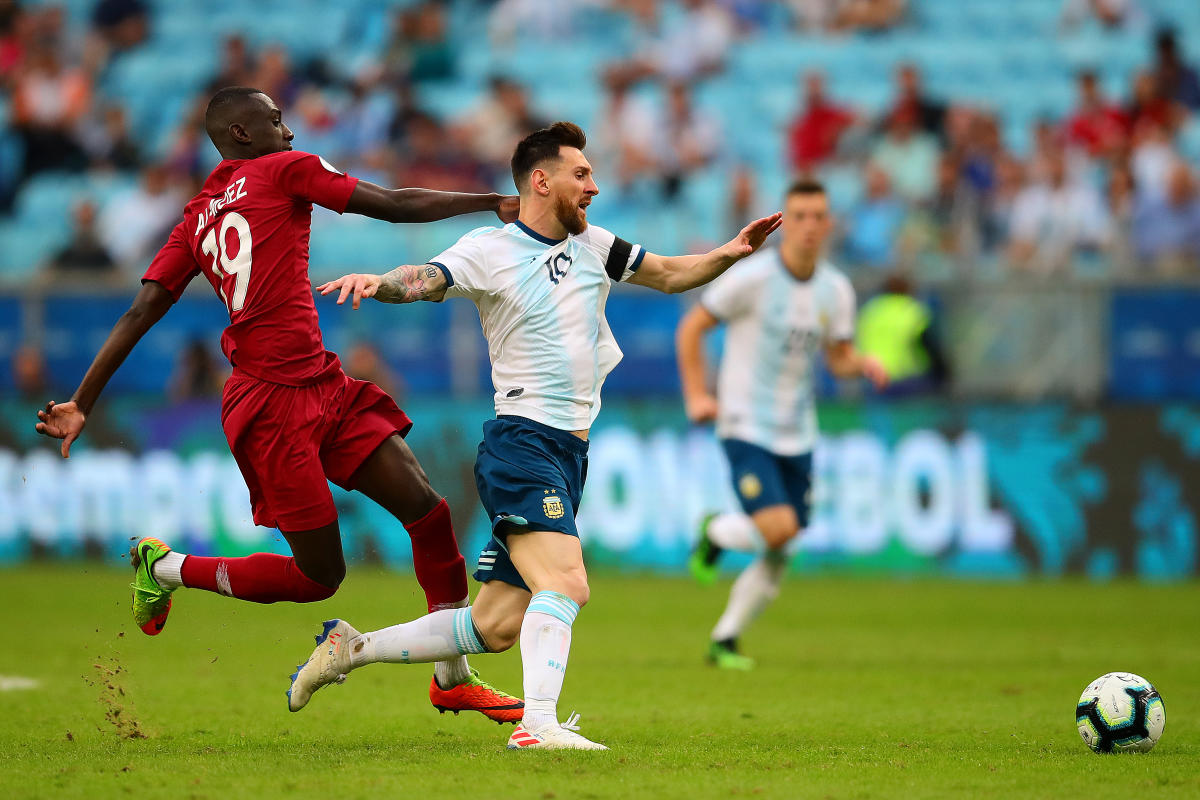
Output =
[{"x1": 430, "y1": 670, "x2": 523, "y2": 724}]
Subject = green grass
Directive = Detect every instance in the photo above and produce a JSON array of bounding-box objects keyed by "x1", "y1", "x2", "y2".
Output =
[{"x1": 1, "y1": 566, "x2": 1198, "y2": 799}]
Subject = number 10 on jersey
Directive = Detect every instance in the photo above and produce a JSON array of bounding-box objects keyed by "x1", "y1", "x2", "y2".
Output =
[{"x1": 201, "y1": 212, "x2": 253, "y2": 312}]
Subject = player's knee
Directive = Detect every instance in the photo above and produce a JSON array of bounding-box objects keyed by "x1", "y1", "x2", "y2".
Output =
[
  {"x1": 557, "y1": 571, "x2": 590, "y2": 609},
  {"x1": 761, "y1": 526, "x2": 800, "y2": 550},
  {"x1": 295, "y1": 560, "x2": 345, "y2": 596},
  {"x1": 757, "y1": 514, "x2": 801, "y2": 550}
]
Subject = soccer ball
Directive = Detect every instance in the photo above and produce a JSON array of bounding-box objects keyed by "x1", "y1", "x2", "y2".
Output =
[{"x1": 1076, "y1": 672, "x2": 1165, "y2": 753}]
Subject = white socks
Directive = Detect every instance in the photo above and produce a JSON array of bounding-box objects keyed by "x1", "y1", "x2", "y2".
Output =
[
  {"x1": 520, "y1": 591, "x2": 580, "y2": 731},
  {"x1": 711, "y1": 551, "x2": 786, "y2": 642},
  {"x1": 348, "y1": 607, "x2": 486, "y2": 670},
  {"x1": 433, "y1": 599, "x2": 474, "y2": 687},
  {"x1": 151, "y1": 551, "x2": 185, "y2": 589},
  {"x1": 706, "y1": 512, "x2": 759, "y2": 552}
]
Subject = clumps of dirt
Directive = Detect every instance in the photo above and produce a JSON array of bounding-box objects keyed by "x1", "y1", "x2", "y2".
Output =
[{"x1": 84, "y1": 655, "x2": 147, "y2": 740}]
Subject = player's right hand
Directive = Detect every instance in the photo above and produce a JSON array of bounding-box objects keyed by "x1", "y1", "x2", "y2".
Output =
[
  {"x1": 685, "y1": 393, "x2": 719, "y2": 424},
  {"x1": 35, "y1": 400, "x2": 86, "y2": 459},
  {"x1": 316, "y1": 273, "x2": 382, "y2": 310}
]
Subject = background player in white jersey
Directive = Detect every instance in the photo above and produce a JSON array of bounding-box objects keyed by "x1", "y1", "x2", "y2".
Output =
[
  {"x1": 287, "y1": 122, "x2": 781, "y2": 750},
  {"x1": 676, "y1": 180, "x2": 888, "y2": 670}
]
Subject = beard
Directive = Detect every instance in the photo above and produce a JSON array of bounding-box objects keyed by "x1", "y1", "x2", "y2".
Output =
[{"x1": 553, "y1": 193, "x2": 588, "y2": 235}]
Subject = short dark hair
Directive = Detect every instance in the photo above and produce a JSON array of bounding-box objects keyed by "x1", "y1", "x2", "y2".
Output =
[
  {"x1": 786, "y1": 178, "x2": 826, "y2": 197},
  {"x1": 204, "y1": 87, "x2": 265, "y2": 146},
  {"x1": 510, "y1": 121, "x2": 587, "y2": 190},
  {"x1": 206, "y1": 86, "x2": 265, "y2": 121}
]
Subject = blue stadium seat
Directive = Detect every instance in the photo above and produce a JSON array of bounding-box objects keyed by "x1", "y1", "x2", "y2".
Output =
[{"x1": 0, "y1": 219, "x2": 64, "y2": 278}]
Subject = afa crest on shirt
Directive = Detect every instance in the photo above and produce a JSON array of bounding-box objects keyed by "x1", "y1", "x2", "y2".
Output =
[
  {"x1": 738, "y1": 473, "x2": 763, "y2": 500},
  {"x1": 542, "y1": 490, "x2": 566, "y2": 520}
]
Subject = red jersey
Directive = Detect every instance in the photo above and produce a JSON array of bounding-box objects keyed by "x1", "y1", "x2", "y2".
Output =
[{"x1": 143, "y1": 150, "x2": 359, "y2": 385}]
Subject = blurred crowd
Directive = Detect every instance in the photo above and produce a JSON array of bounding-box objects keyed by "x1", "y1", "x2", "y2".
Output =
[
  {"x1": 790, "y1": 37, "x2": 1200, "y2": 278},
  {"x1": 1, "y1": 0, "x2": 1197, "y2": 286}
]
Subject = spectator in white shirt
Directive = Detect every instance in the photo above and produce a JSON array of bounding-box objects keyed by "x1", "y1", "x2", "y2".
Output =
[
  {"x1": 98, "y1": 164, "x2": 185, "y2": 269},
  {"x1": 1007, "y1": 149, "x2": 1111, "y2": 273}
]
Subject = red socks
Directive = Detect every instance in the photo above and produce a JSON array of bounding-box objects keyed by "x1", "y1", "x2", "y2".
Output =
[
  {"x1": 180, "y1": 553, "x2": 337, "y2": 604},
  {"x1": 406, "y1": 499, "x2": 469, "y2": 612},
  {"x1": 176, "y1": 499, "x2": 466, "y2": 609}
]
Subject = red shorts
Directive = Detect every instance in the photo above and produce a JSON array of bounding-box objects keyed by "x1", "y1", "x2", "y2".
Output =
[{"x1": 221, "y1": 370, "x2": 413, "y2": 531}]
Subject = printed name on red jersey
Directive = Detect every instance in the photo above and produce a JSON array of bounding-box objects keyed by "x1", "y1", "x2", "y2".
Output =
[{"x1": 195, "y1": 177, "x2": 250, "y2": 234}]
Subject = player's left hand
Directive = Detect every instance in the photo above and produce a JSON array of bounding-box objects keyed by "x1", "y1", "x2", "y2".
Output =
[
  {"x1": 719, "y1": 212, "x2": 783, "y2": 262},
  {"x1": 496, "y1": 195, "x2": 520, "y2": 224},
  {"x1": 316, "y1": 273, "x2": 382, "y2": 310},
  {"x1": 35, "y1": 400, "x2": 86, "y2": 459},
  {"x1": 861, "y1": 356, "x2": 889, "y2": 390}
]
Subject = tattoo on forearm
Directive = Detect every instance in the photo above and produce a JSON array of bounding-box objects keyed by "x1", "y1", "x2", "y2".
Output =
[{"x1": 374, "y1": 264, "x2": 444, "y2": 303}]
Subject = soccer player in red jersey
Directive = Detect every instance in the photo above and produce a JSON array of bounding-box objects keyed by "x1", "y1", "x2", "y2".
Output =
[{"x1": 35, "y1": 87, "x2": 524, "y2": 722}]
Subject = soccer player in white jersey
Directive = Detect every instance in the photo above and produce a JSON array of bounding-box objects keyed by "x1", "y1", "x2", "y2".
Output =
[
  {"x1": 676, "y1": 179, "x2": 888, "y2": 670},
  {"x1": 286, "y1": 122, "x2": 781, "y2": 750}
]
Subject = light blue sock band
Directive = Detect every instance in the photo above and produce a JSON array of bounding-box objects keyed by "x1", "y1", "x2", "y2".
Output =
[
  {"x1": 452, "y1": 607, "x2": 487, "y2": 654},
  {"x1": 527, "y1": 591, "x2": 580, "y2": 626}
]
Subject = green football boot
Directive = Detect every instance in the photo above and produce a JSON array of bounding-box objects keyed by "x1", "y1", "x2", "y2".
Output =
[
  {"x1": 129, "y1": 537, "x2": 175, "y2": 636},
  {"x1": 708, "y1": 640, "x2": 755, "y2": 671},
  {"x1": 687, "y1": 512, "x2": 723, "y2": 586}
]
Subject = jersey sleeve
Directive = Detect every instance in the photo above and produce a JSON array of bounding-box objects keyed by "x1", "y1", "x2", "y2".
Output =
[
  {"x1": 829, "y1": 273, "x2": 857, "y2": 342},
  {"x1": 428, "y1": 233, "x2": 489, "y2": 300},
  {"x1": 581, "y1": 225, "x2": 645, "y2": 282},
  {"x1": 700, "y1": 267, "x2": 752, "y2": 321},
  {"x1": 141, "y1": 221, "x2": 200, "y2": 301},
  {"x1": 271, "y1": 151, "x2": 360, "y2": 213}
]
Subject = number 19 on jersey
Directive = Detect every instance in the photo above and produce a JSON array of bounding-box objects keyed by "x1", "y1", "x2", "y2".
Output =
[{"x1": 201, "y1": 212, "x2": 254, "y2": 312}]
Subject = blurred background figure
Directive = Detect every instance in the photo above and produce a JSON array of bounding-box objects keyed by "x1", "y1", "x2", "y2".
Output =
[
  {"x1": 830, "y1": 0, "x2": 907, "y2": 33},
  {"x1": 1153, "y1": 27, "x2": 1200, "y2": 110},
  {"x1": 45, "y1": 199, "x2": 115, "y2": 277},
  {"x1": 1064, "y1": 70, "x2": 1129, "y2": 159},
  {"x1": 12, "y1": 343, "x2": 50, "y2": 401},
  {"x1": 456, "y1": 76, "x2": 547, "y2": 170},
  {"x1": 1060, "y1": 0, "x2": 1147, "y2": 32},
  {"x1": 98, "y1": 164, "x2": 185, "y2": 269},
  {"x1": 856, "y1": 273, "x2": 949, "y2": 397},
  {"x1": 168, "y1": 339, "x2": 225, "y2": 403},
  {"x1": 343, "y1": 341, "x2": 403, "y2": 403},
  {"x1": 11, "y1": 38, "x2": 90, "y2": 178},
  {"x1": 870, "y1": 106, "x2": 939, "y2": 203},
  {"x1": 844, "y1": 164, "x2": 903, "y2": 269},
  {"x1": 886, "y1": 63, "x2": 944, "y2": 139},
  {"x1": 1007, "y1": 147, "x2": 1111, "y2": 273},
  {"x1": 385, "y1": 1, "x2": 456, "y2": 84},
  {"x1": 1132, "y1": 160, "x2": 1200, "y2": 276},
  {"x1": 79, "y1": 104, "x2": 142, "y2": 171},
  {"x1": 788, "y1": 71, "x2": 855, "y2": 172},
  {"x1": 657, "y1": 81, "x2": 722, "y2": 200},
  {"x1": 90, "y1": 0, "x2": 148, "y2": 54}
]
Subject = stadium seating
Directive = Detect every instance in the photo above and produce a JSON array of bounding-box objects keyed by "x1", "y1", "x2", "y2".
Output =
[{"x1": 4, "y1": 0, "x2": 1197, "y2": 275}]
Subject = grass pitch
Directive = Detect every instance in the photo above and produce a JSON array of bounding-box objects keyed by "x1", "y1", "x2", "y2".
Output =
[{"x1": 1, "y1": 566, "x2": 1197, "y2": 799}]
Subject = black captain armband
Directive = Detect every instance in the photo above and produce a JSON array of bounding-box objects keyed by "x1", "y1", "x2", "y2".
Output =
[{"x1": 604, "y1": 236, "x2": 634, "y2": 282}]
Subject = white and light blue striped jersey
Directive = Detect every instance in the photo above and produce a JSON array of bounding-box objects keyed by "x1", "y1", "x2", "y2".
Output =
[
  {"x1": 701, "y1": 249, "x2": 855, "y2": 456},
  {"x1": 429, "y1": 221, "x2": 645, "y2": 431}
]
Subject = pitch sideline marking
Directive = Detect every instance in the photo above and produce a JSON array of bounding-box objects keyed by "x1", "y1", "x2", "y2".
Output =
[{"x1": 0, "y1": 675, "x2": 39, "y2": 691}]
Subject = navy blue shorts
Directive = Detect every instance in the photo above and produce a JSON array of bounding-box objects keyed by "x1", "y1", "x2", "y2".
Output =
[
  {"x1": 471, "y1": 415, "x2": 588, "y2": 591},
  {"x1": 721, "y1": 438, "x2": 813, "y2": 523}
]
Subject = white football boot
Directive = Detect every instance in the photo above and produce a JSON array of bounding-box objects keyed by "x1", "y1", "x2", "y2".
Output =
[
  {"x1": 287, "y1": 619, "x2": 359, "y2": 712},
  {"x1": 506, "y1": 713, "x2": 609, "y2": 750}
]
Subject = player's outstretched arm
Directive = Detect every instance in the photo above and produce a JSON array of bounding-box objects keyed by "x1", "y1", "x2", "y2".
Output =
[
  {"x1": 35, "y1": 281, "x2": 174, "y2": 458},
  {"x1": 825, "y1": 340, "x2": 889, "y2": 389},
  {"x1": 628, "y1": 213, "x2": 782, "y2": 294},
  {"x1": 316, "y1": 263, "x2": 448, "y2": 309},
  {"x1": 345, "y1": 182, "x2": 520, "y2": 225},
  {"x1": 676, "y1": 305, "x2": 721, "y2": 423}
]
